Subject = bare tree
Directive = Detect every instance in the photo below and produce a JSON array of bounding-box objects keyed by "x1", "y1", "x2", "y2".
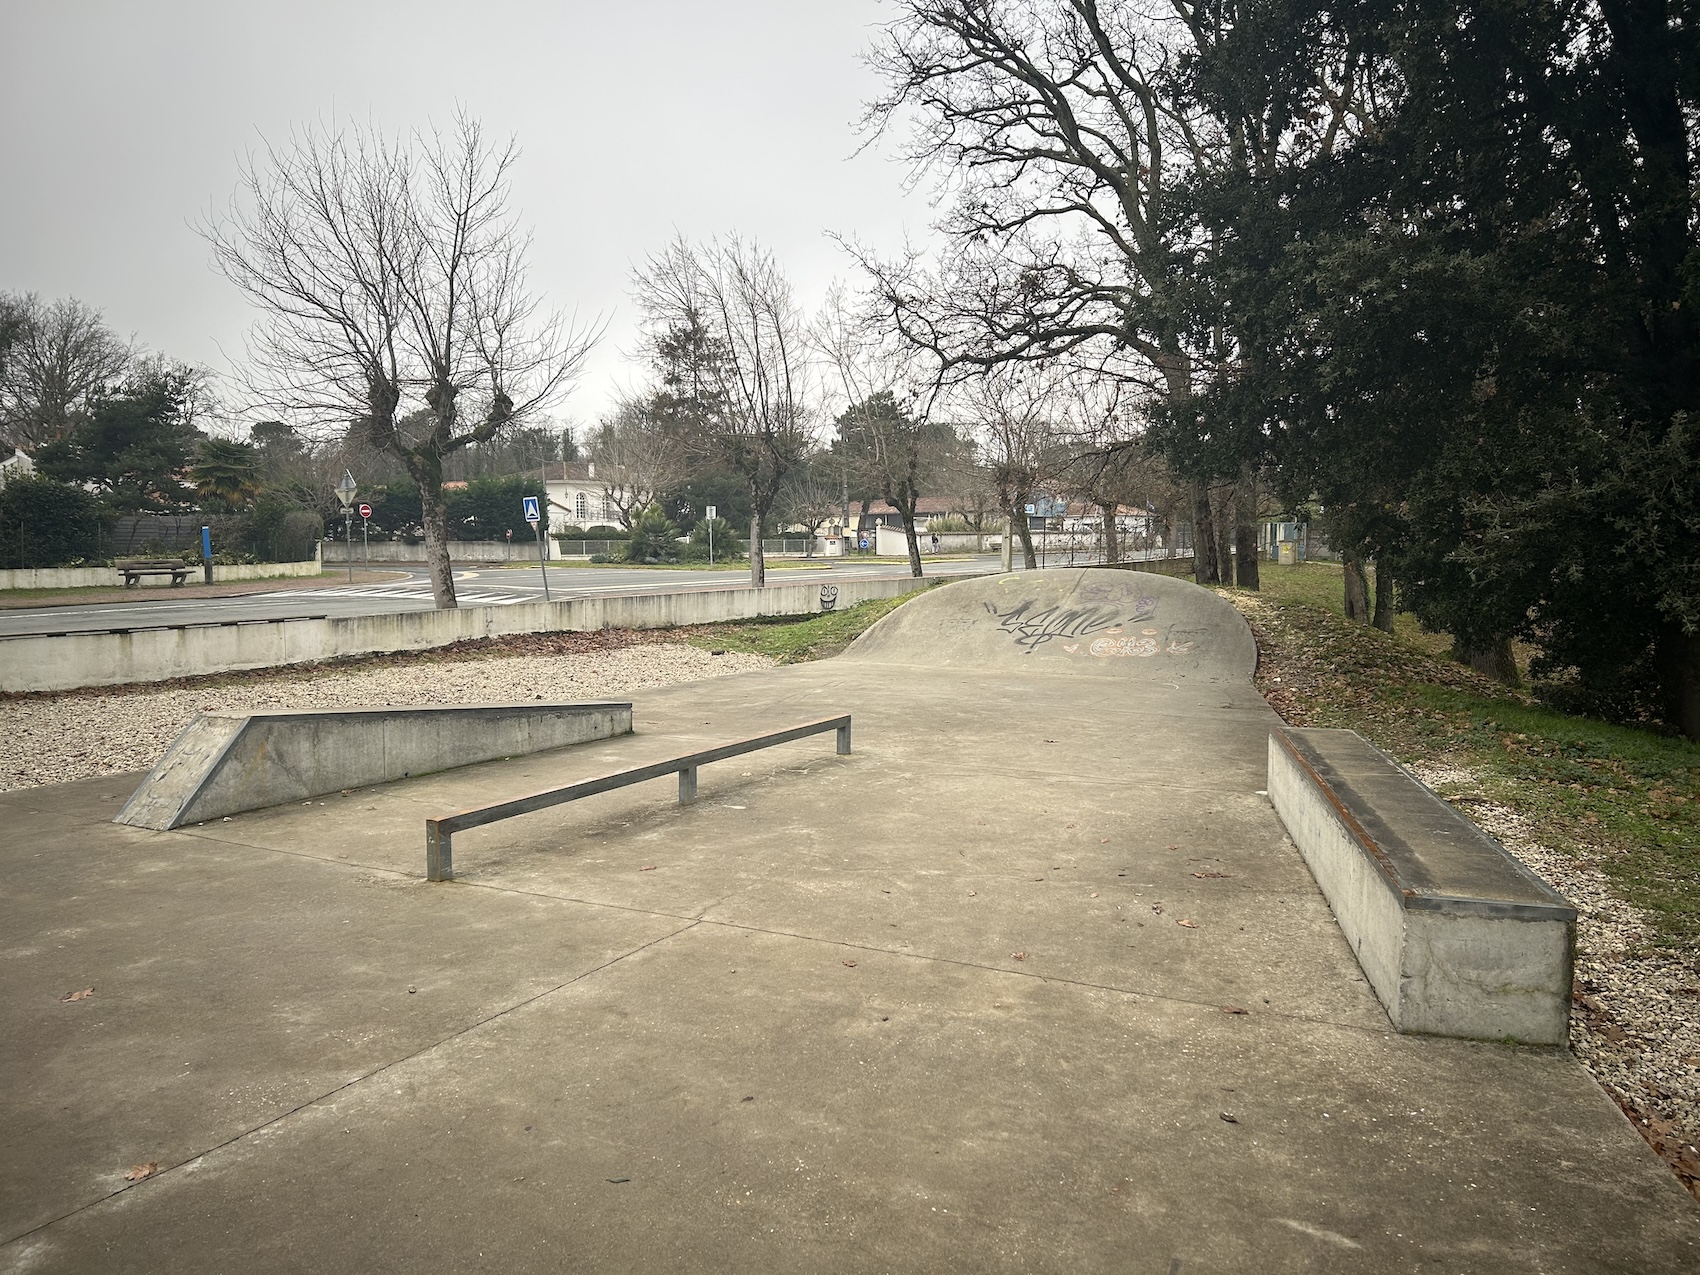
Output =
[
  {"x1": 632, "y1": 235, "x2": 812, "y2": 588},
  {"x1": 961, "y1": 368, "x2": 1062, "y2": 570},
  {"x1": 207, "y1": 112, "x2": 601, "y2": 607},
  {"x1": 587, "y1": 396, "x2": 687, "y2": 530},
  {"x1": 856, "y1": 3, "x2": 1368, "y2": 588},
  {"x1": 0, "y1": 293, "x2": 132, "y2": 450},
  {"x1": 777, "y1": 450, "x2": 844, "y2": 556},
  {"x1": 816, "y1": 284, "x2": 961, "y2": 578}
]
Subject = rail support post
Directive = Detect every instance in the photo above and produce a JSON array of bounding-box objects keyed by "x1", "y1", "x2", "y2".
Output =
[
  {"x1": 426, "y1": 822, "x2": 453, "y2": 882},
  {"x1": 836, "y1": 720, "x2": 852, "y2": 755},
  {"x1": 678, "y1": 766, "x2": 698, "y2": 805}
]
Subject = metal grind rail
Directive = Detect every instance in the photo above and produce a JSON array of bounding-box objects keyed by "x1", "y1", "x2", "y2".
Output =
[{"x1": 424, "y1": 714, "x2": 852, "y2": 881}]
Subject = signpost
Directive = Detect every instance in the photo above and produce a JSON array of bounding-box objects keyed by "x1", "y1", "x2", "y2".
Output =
[
  {"x1": 201, "y1": 525, "x2": 213, "y2": 585},
  {"x1": 523, "y1": 495, "x2": 551, "y2": 602},
  {"x1": 335, "y1": 470, "x2": 357, "y2": 583},
  {"x1": 357, "y1": 502, "x2": 372, "y2": 569},
  {"x1": 705, "y1": 505, "x2": 716, "y2": 566}
]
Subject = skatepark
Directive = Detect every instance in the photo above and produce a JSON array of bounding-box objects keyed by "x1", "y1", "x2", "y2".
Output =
[{"x1": 4, "y1": 569, "x2": 1697, "y2": 1272}]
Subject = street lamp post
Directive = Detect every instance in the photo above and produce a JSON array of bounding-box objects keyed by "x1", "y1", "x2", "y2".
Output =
[{"x1": 335, "y1": 470, "x2": 358, "y2": 585}]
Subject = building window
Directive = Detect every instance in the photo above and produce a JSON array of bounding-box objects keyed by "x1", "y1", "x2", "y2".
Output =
[{"x1": 575, "y1": 493, "x2": 588, "y2": 520}]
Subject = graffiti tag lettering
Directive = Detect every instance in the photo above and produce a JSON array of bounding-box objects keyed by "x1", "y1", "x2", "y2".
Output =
[{"x1": 984, "y1": 601, "x2": 1124, "y2": 652}]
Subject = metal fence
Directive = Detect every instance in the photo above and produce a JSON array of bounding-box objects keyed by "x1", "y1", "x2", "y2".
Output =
[{"x1": 553, "y1": 540, "x2": 629, "y2": 559}]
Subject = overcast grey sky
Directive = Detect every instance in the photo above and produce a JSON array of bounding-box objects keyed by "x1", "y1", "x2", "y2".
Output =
[{"x1": 0, "y1": 0, "x2": 932, "y2": 433}]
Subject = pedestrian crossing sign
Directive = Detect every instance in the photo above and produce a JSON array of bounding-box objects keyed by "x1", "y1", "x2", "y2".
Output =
[{"x1": 522, "y1": 495, "x2": 540, "y2": 524}]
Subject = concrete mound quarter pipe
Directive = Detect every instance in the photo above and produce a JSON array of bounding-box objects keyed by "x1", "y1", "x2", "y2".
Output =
[
  {"x1": 2, "y1": 568, "x2": 1695, "y2": 1273},
  {"x1": 845, "y1": 567, "x2": 1257, "y2": 678}
]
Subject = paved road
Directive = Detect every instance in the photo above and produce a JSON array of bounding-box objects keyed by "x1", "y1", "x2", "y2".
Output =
[{"x1": 0, "y1": 558, "x2": 1014, "y2": 637}]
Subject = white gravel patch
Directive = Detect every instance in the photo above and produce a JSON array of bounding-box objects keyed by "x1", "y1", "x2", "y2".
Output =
[
  {"x1": 1410, "y1": 760, "x2": 1700, "y2": 1184},
  {"x1": 0, "y1": 644, "x2": 774, "y2": 791}
]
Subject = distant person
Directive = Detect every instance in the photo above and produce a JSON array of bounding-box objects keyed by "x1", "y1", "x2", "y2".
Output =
[{"x1": 930, "y1": 532, "x2": 940, "y2": 553}]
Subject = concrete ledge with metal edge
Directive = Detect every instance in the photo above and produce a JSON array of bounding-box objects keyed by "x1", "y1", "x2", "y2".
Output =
[
  {"x1": 115, "y1": 701, "x2": 633, "y2": 832},
  {"x1": 1267, "y1": 726, "x2": 1577, "y2": 1045},
  {"x1": 425, "y1": 714, "x2": 852, "y2": 882}
]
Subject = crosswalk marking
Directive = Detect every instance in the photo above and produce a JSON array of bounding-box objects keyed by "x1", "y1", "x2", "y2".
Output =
[{"x1": 261, "y1": 586, "x2": 532, "y2": 605}]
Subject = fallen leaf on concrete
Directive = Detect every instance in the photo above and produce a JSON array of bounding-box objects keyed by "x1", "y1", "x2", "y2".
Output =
[
  {"x1": 123, "y1": 1162, "x2": 159, "y2": 1182},
  {"x1": 1177, "y1": 919, "x2": 1199, "y2": 929},
  {"x1": 1011, "y1": 952, "x2": 1027, "y2": 961},
  {"x1": 1191, "y1": 871, "x2": 1232, "y2": 879},
  {"x1": 842, "y1": 960, "x2": 858, "y2": 968},
  {"x1": 741, "y1": 1095, "x2": 755, "y2": 1102},
  {"x1": 967, "y1": 890, "x2": 976, "y2": 896},
  {"x1": 606, "y1": 1177, "x2": 631, "y2": 1184},
  {"x1": 1066, "y1": 822, "x2": 1076, "y2": 828},
  {"x1": 639, "y1": 865, "x2": 657, "y2": 871},
  {"x1": 1166, "y1": 844, "x2": 1178, "y2": 850},
  {"x1": 1100, "y1": 838, "x2": 1110, "y2": 843},
  {"x1": 1221, "y1": 1006, "x2": 1248, "y2": 1015},
  {"x1": 60, "y1": 987, "x2": 94, "y2": 1003},
  {"x1": 1090, "y1": 892, "x2": 1099, "y2": 898},
  {"x1": 1220, "y1": 1112, "x2": 1239, "y2": 1124}
]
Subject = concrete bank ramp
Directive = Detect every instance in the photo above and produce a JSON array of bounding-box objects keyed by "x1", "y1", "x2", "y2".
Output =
[
  {"x1": 115, "y1": 701, "x2": 632, "y2": 831},
  {"x1": 844, "y1": 567, "x2": 1255, "y2": 679}
]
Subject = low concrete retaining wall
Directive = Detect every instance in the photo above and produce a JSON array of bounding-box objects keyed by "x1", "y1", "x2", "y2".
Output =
[
  {"x1": 324, "y1": 541, "x2": 549, "y2": 564},
  {"x1": 0, "y1": 575, "x2": 933, "y2": 693},
  {"x1": 0, "y1": 556, "x2": 323, "y2": 591},
  {"x1": 1100, "y1": 556, "x2": 1196, "y2": 579},
  {"x1": 1268, "y1": 727, "x2": 1575, "y2": 1045},
  {"x1": 115, "y1": 701, "x2": 634, "y2": 830}
]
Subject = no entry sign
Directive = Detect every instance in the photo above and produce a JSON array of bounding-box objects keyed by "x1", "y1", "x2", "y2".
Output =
[{"x1": 357, "y1": 503, "x2": 372, "y2": 519}]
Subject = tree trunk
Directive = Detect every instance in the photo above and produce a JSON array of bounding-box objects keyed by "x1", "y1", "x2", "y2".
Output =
[
  {"x1": 1015, "y1": 508, "x2": 1037, "y2": 569},
  {"x1": 1343, "y1": 553, "x2": 1370, "y2": 622},
  {"x1": 1656, "y1": 624, "x2": 1700, "y2": 742},
  {"x1": 748, "y1": 509, "x2": 765, "y2": 588},
  {"x1": 1372, "y1": 559, "x2": 1395, "y2": 633},
  {"x1": 1192, "y1": 481, "x2": 1218, "y2": 584},
  {"x1": 1100, "y1": 500, "x2": 1119, "y2": 564},
  {"x1": 1213, "y1": 487, "x2": 1234, "y2": 590},
  {"x1": 902, "y1": 518, "x2": 924, "y2": 577},
  {"x1": 417, "y1": 477, "x2": 458, "y2": 609},
  {"x1": 1233, "y1": 467, "x2": 1260, "y2": 589},
  {"x1": 1453, "y1": 634, "x2": 1519, "y2": 686}
]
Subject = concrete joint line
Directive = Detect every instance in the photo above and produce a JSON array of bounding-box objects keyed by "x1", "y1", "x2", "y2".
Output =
[
  {"x1": 684, "y1": 917, "x2": 1402, "y2": 1039},
  {"x1": 0, "y1": 919, "x2": 702, "y2": 1251}
]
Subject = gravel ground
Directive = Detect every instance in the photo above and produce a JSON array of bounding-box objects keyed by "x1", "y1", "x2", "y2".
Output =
[
  {"x1": 1411, "y1": 760, "x2": 1700, "y2": 1194},
  {"x1": 0, "y1": 643, "x2": 773, "y2": 791}
]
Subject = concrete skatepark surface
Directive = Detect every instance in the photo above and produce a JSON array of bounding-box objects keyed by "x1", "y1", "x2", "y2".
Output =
[{"x1": 3, "y1": 569, "x2": 1696, "y2": 1272}]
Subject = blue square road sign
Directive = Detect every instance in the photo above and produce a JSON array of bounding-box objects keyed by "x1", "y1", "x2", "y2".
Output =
[{"x1": 522, "y1": 495, "x2": 541, "y2": 524}]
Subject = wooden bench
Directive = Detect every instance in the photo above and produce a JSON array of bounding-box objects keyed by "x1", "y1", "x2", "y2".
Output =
[
  {"x1": 117, "y1": 557, "x2": 192, "y2": 586},
  {"x1": 425, "y1": 714, "x2": 851, "y2": 881},
  {"x1": 1268, "y1": 727, "x2": 1576, "y2": 1045}
]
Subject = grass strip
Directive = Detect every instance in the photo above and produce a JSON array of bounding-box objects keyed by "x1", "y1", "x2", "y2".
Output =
[
  {"x1": 677, "y1": 594, "x2": 920, "y2": 664},
  {"x1": 1229, "y1": 563, "x2": 1700, "y2": 952}
]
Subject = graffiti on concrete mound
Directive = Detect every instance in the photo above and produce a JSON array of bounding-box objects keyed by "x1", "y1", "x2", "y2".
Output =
[
  {"x1": 985, "y1": 593, "x2": 1161, "y2": 653},
  {"x1": 1089, "y1": 632, "x2": 1161, "y2": 658},
  {"x1": 1086, "y1": 623, "x2": 1206, "y2": 658},
  {"x1": 819, "y1": 584, "x2": 839, "y2": 612}
]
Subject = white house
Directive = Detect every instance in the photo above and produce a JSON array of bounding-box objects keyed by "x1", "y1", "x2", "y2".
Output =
[
  {"x1": 0, "y1": 448, "x2": 35, "y2": 489},
  {"x1": 542, "y1": 461, "x2": 620, "y2": 532}
]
